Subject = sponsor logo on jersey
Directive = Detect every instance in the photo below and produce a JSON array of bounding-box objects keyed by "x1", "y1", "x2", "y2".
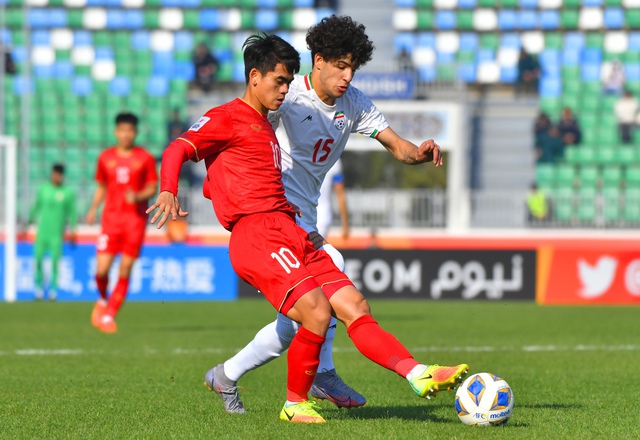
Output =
[
  {"x1": 300, "y1": 114, "x2": 313, "y2": 123},
  {"x1": 333, "y1": 111, "x2": 345, "y2": 130},
  {"x1": 189, "y1": 116, "x2": 210, "y2": 132},
  {"x1": 251, "y1": 124, "x2": 262, "y2": 131}
]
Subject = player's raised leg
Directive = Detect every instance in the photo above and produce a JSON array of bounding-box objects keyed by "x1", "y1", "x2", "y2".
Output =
[{"x1": 330, "y1": 285, "x2": 469, "y2": 399}]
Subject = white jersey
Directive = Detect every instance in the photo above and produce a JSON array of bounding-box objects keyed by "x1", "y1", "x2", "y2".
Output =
[
  {"x1": 316, "y1": 159, "x2": 344, "y2": 237},
  {"x1": 268, "y1": 74, "x2": 388, "y2": 233}
]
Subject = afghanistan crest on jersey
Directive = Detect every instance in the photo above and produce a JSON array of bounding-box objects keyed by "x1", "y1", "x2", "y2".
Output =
[{"x1": 333, "y1": 111, "x2": 345, "y2": 130}]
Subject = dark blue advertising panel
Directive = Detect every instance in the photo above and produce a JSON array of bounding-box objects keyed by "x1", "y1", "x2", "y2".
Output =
[
  {"x1": 351, "y1": 73, "x2": 415, "y2": 100},
  {"x1": 0, "y1": 243, "x2": 237, "y2": 301},
  {"x1": 238, "y1": 249, "x2": 536, "y2": 301}
]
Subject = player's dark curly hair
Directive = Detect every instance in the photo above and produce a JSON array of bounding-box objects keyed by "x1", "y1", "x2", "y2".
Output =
[
  {"x1": 243, "y1": 33, "x2": 300, "y2": 84},
  {"x1": 306, "y1": 15, "x2": 374, "y2": 70}
]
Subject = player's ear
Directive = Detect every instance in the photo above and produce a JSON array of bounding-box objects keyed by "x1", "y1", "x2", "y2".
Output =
[
  {"x1": 249, "y1": 68, "x2": 260, "y2": 86},
  {"x1": 313, "y1": 53, "x2": 324, "y2": 69}
]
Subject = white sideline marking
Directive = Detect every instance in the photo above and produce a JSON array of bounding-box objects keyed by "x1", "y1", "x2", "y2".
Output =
[{"x1": 1, "y1": 345, "x2": 639, "y2": 356}]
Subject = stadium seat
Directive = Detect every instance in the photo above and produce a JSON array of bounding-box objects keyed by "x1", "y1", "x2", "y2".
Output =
[
  {"x1": 553, "y1": 188, "x2": 574, "y2": 222},
  {"x1": 539, "y1": 11, "x2": 559, "y2": 30},
  {"x1": 556, "y1": 163, "x2": 577, "y2": 188},
  {"x1": 623, "y1": 189, "x2": 640, "y2": 222},
  {"x1": 577, "y1": 188, "x2": 597, "y2": 223},
  {"x1": 536, "y1": 163, "x2": 555, "y2": 188},
  {"x1": 602, "y1": 187, "x2": 621, "y2": 223},
  {"x1": 602, "y1": 166, "x2": 622, "y2": 188},
  {"x1": 579, "y1": 165, "x2": 600, "y2": 187},
  {"x1": 497, "y1": 10, "x2": 517, "y2": 30}
]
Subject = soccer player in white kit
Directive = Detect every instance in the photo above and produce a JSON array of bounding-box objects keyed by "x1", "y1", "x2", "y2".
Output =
[{"x1": 205, "y1": 16, "x2": 444, "y2": 414}]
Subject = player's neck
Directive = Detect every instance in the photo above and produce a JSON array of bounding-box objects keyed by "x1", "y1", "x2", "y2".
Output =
[
  {"x1": 239, "y1": 92, "x2": 268, "y2": 116},
  {"x1": 115, "y1": 144, "x2": 134, "y2": 155},
  {"x1": 309, "y1": 72, "x2": 336, "y2": 106}
]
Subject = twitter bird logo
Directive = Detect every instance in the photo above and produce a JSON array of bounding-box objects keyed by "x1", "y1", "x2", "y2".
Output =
[{"x1": 578, "y1": 256, "x2": 618, "y2": 299}]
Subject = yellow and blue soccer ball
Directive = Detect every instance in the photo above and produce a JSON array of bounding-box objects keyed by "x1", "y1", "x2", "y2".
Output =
[{"x1": 455, "y1": 372, "x2": 514, "y2": 426}]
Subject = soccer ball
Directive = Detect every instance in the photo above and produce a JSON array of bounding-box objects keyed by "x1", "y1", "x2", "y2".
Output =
[{"x1": 455, "y1": 372, "x2": 514, "y2": 426}]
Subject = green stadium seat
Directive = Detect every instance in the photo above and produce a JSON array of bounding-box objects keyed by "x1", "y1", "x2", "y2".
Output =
[
  {"x1": 585, "y1": 33, "x2": 604, "y2": 49},
  {"x1": 582, "y1": 82, "x2": 602, "y2": 96},
  {"x1": 561, "y1": 10, "x2": 579, "y2": 29},
  {"x1": 582, "y1": 126, "x2": 598, "y2": 144},
  {"x1": 603, "y1": 187, "x2": 621, "y2": 222},
  {"x1": 458, "y1": 11, "x2": 473, "y2": 30},
  {"x1": 622, "y1": 51, "x2": 640, "y2": 63},
  {"x1": 600, "y1": 147, "x2": 617, "y2": 167},
  {"x1": 562, "y1": 95, "x2": 580, "y2": 111},
  {"x1": 615, "y1": 148, "x2": 635, "y2": 165},
  {"x1": 574, "y1": 146, "x2": 596, "y2": 165},
  {"x1": 623, "y1": 189, "x2": 640, "y2": 222},
  {"x1": 480, "y1": 33, "x2": 500, "y2": 50},
  {"x1": 577, "y1": 188, "x2": 597, "y2": 223},
  {"x1": 579, "y1": 165, "x2": 600, "y2": 188},
  {"x1": 417, "y1": 0, "x2": 434, "y2": 6},
  {"x1": 556, "y1": 163, "x2": 576, "y2": 188},
  {"x1": 597, "y1": 128, "x2": 618, "y2": 146},
  {"x1": 417, "y1": 11, "x2": 433, "y2": 29},
  {"x1": 627, "y1": 10, "x2": 640, "y2": 28},
  {"x1": 605, "y1": 0, "x2": 622, "y2": 5},
  {"x1": 553, "y1": 188, "x2": 574, "y2": 222},
  {"x1": 625, "y1": 166, "x2": 640, "y2": 186},
  {"x1": 536, "y1": 164, "x2": 555, "y2": 188},
  {"x1": 183, "y1": 10, "x2": 200, "y2": 29},
  {"x1": 540, "y1": 97, "x2": 562, "y2": 119},
  {"x1": 602, "y1": 166, "x2": 622, "y2": 188}
]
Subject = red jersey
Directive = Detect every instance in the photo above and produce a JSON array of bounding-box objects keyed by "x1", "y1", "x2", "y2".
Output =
[
  {"x1": 95, "y1": 146, "x2": 158, "y2": 227},
  {"x1": 162, "y1": 98, "x2": 294, "y2": 231}
]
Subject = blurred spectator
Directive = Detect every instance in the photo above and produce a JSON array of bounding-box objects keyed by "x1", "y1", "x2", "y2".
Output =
[
  {"x1": 516, "y1": 49, "x2": 539, "y2": 95},
  {"x1": 533, "y1": 112, "x2": 552, "y2": 146},
  {"x1": 536, "y1": 126, "x2": 565, "y2": 163},
  {"x1": 193, "y1": 43, "x2": 218, "y2": 93},
  {"x1": 526, "y1": 184, "x2": 549, "y2": 225},
  {"x1": 167, "y1": 109, "x2": 189, "y2": 143},
  {"x1": 397, "y1": 48, "x2": 414, "y2": 74},
  {"x1": 558, "y1": 107, "x2": 582, "y2": 145},
  {"x1": 602, "y1": 60, "x2": 625, "y2": 96},
  {"x1": 314, "y1": 0, "x2": 339, "y2": 8},
  {"x1": 2, "y1": 46, "x2": 17, "y2": 74},
  {"x1": 614, "y1": 90, "x2": 638, "y2": 144}
]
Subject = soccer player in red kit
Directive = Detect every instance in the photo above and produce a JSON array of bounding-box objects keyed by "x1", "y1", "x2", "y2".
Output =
[
  {"x1": 148, "y1": 34, "x2": 468, "y2": 424},
  {"x1": 86, "y1": 112, "x2": 158, "y2": 333}
]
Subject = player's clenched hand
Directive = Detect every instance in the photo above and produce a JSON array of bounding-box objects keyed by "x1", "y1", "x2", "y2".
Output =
[
  {"x1": 146, "y1": 191, "x2": 189, "y2": 229},
  {"x1": 289, "y1": 201, "x2": 302, "y2": 217},
  {"x1": 417, "y1": 139, "x2": 444, "y2": 167}
]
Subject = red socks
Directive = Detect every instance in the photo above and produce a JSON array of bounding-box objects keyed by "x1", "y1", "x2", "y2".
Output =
[
  {"x1": 347, "y1": 315, "x2": 419, "y2": 378},
  {"x1": 286, "y1": 326, "x2": 326, "y2": 402},
  {"x1": 96, "y1": 276, "x2": 109, "y2": 301},
  {"x1": 106, "y1": 277, "x2": 129, "y2": 318}
]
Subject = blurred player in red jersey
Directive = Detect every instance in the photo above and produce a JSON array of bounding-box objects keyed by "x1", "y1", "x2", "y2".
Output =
[
  {"x1": 86, "y1": 112, "x2": 159, "y2": 333},
  {"x1": 148, "y1": 34, "x2": 468, "y2": 424}
]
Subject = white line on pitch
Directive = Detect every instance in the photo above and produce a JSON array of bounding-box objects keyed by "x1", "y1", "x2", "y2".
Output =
[{"x1": 2, "y1": 345, "x2": 639, "y2": 356}]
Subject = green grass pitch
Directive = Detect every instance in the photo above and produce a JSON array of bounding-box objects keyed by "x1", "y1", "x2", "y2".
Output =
[{"x1": 1, "y1": 300, "x2": 638, "y2": 439}]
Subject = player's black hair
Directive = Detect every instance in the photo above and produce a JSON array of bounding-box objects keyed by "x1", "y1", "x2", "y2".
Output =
[
  {"x1": 115, "y1": 112, "x2": 139, "y2": 127},
  {"x1": 242, "y1": 33, "x2": 300, "y2": 84},
  {"x1": 306, "y1": 15, "x2": 374, "y2": 71},
  {"x1": 52, "y1": 163, "x2": 65, "y2": 174}
]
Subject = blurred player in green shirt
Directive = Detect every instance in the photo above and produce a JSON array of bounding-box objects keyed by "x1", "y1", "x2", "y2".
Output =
[{"x1": 27, "y1": 164, "x2": 77, "y2": 300}]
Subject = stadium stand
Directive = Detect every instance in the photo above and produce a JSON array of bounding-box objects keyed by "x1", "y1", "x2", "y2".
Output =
[
  {"x1": 2, "y1": 1, "x2": 335, "y2": 214},
  {"x1": 391, "y1": 0, "x2": 640, "y2": 226}
]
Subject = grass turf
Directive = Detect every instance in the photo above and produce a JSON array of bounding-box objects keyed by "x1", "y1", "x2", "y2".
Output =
[{"x1": 0, "y1": 300, "x2": 638, "y2": 439}]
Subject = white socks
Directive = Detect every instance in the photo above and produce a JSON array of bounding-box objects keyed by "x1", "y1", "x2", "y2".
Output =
[{"x1": 406, "y1": 364, "x2": 428, "y2": 382}]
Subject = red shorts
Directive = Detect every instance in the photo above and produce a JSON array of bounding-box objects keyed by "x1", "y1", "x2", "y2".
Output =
[
  {"x1": 97, "y1": 220, "x2": 146, "y2": 258},
  {"x1": 229, "y1": 211, "x2": 353, "y2": 314}
]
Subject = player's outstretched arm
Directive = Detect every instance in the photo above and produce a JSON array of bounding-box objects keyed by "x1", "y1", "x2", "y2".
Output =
[
  {"x1": 147, "y1": 191, "x2": 188, "y2": 229},
  {"x1": 376, "y1": 127, "x2": 443, "y2": 167}
]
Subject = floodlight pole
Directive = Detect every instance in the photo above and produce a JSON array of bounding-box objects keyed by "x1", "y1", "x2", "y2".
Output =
[{"x1": 2, "y1": 136, "x2": 18, "y2": 303}]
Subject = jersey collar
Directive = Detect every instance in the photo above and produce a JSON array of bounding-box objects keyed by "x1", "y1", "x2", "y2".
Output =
[{"x1": 304, "y1": 73, "x2": 314, "y2": 91}]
